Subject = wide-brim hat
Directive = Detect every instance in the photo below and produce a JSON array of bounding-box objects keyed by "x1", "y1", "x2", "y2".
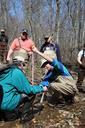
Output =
[
  {"x1": 40, "y1": 59, "x2": 47, "y2": 68},
  {"x1": 13, "y1": 56, "x2": 25, "y2": 62},
  {"x1": 40, "y1": 50, "x2": 57, "y2": 68}
]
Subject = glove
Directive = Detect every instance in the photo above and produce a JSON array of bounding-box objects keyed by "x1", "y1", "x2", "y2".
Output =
[
  {"x1": 40, "y1": 81, "x2": 49, "y2": 87},
  {"x1": 43, "y1": 86, "x2": 48, "y2": 92}
]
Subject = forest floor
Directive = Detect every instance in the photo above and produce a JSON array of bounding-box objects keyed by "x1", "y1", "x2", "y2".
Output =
[
  {"x1": 0, "y1": 63, "x2": 85, "y2": 128},
  {"x1": 0, "y1": 91, "x2": 85, "y2": 128}
]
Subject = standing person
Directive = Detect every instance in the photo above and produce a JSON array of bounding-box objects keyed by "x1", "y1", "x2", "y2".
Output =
[
  {"x1": 76, "y1": 43, "x2": 85, "y2": 92},
  {"x1": 0, "y1": 63, "x2": 47, "y2": 123},
  {"x1": 0, "y1": 29, "x2": 8, "y2": 62},
  {"x1": 40, "y1": 35, "x2": 62, "y2": 62},
  {"x1": 6, "y1": 28, "x2": 35, "y2": 62},
  {"x1": 33, "y1": 47, "x2": 78, "y2": 106},
  {"x1": 0, "y1": 29, "x2": 8, "y2": 44}
]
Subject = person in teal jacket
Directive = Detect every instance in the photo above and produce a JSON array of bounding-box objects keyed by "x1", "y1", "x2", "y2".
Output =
[{"x1": 0, "y1": 64, "x2": 47, "y2": 122}]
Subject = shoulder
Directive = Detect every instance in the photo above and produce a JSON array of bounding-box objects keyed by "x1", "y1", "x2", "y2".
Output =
[
  {"x1": 12, "y1": 66, "x2": 23, "y2": 77},
  {"x1": 26, "y1": 38, "x2": 34, "y2": 46},
  {"x1": 78, "y1": 50, "x2": 83, "y2": 56},
  {"x1": 12, "y1": 38, "x2": 19, "y2": 43},
  {"x1": 11, "y1": 38, "x2": 20, "y2": 46},
  {"x1": 51, "y1": 59, "x2": 59, "y2": 66}
]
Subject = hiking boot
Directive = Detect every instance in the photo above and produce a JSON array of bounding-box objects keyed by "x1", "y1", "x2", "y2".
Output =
[
  {"x1": 47, "y1": 96, "x2": 58, "y2": 107},
  {"x1": 20, "y1": 111, "x2": 34, "y2": 123},
  {"x1": 64, "y1": 95, "x2": 74, "y2": 105},
  {"x1": 3, "y1": 110, "x2": 19, "y2": 121},
  {"x1": 77, "y1": 85, "x2": 85, "y2": 93},
  {"x1": 78, "y1": 88, "x2": 85, "y2": 93},
  {"x1": 47, "y1": 101, "x2": 56, "y2": 107}
]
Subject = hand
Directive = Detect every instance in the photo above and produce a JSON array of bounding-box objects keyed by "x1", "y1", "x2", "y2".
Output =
[
  {"x1": 32, "y1": 47, "x2": 39, "y2": 53},
  {"x1": 43, "y1": 86, "x2": 48, "y2": 92},
  {"x1": 28, "y1": 51, "x2": 33, "y2": 55},
  {"x1": 6, "y1": 57, "x2": 10, "y2": 62}
]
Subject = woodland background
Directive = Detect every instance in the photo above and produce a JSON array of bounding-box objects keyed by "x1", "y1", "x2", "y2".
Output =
[{"x1": 0, "y1": 0, "x2": 85, "y2": 64}]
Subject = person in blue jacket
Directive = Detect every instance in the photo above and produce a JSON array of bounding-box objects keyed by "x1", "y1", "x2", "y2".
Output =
[
  {"x1": 33, "y1": 47, "x2": 78, "y2": 106},
  {"x1": 0, "y1": 63, "x2": 47, "y2": 122}
]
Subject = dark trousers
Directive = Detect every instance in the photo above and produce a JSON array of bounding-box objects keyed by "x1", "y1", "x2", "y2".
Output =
[
  {"x1": 0, "y1": 94, "x2": 35, "y2": 121},
  {"x1": 76, "y1": 67, "x2": 85, "y2": 90},
  {"x1": 17, "y1": 94, "x2": 35, "y2": 115}
]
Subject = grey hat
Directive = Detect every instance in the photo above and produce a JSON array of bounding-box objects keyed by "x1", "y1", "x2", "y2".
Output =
[{"x1": 22, "y1": 29, "x2": 28, "y2": 34}]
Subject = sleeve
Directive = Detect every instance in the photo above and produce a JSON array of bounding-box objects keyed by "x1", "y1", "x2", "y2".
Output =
[
  {"x1": 5, "y1": 36, "x2": 8, "y2": 43},
  {"x1": 40, "y1": 44, "x2": 44, "y2": 52},
  {"x1": 0, "y1": 35, "x2": 2, "y2": 41},
  {"x1": 51, "y1": 59, "x2": 70, "y2": 76},
  {"x1": 12, "y1": 68, "x2": 44, "y2": 94},
  {"x1": 39, "y1": 71, "x2": 52, "y2": 87},
  {"x1": 10, "y1": 39, "x2": 17, "y2": 50},
  {"x1": 78, "y1": 50, "x2": 83, "y2": 58},
  {"x1": 55, "y1": 44, "x2": 62, "y2": 62},
  {"x1": 29, "y1": 39, "x2": 35, "y2": 50}
]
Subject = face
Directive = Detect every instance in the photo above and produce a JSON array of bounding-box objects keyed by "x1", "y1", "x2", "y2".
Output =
[
  {"x1": 21, "y1": 32, "x2": 28, "y2": 40},
  {"x1": 44, "y1": 38, "x2": 50, "y2": 43},
  {"x1": 1, "y1": 31, "x2": 5, "y2": 36},
  {"x1": 44, "y1": 63, "x2": 54, "y2": 71}
]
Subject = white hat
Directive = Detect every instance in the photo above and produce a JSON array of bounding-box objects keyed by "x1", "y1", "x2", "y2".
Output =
[
  {"x1": 14, "y1": 56, "x2": 25, "y2": 62},
  {"x1": 40, "y1": 49, "x2": 57, "y2": 68}
]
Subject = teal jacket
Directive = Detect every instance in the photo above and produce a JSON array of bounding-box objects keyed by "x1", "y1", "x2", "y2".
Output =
[{"x1": 0, "y1": 65, "x2": 44, "y2": 110}]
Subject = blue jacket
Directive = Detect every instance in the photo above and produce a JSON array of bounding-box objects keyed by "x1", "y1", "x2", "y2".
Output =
[
  {"x1": 40, "y1": 59, "x2": 71, "y2": 86},
  {"x1": 0, "y1": 65, "x2": 44, "y2": 110}
]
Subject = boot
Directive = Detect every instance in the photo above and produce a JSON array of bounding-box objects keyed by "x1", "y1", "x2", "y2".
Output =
[{"x1": 20, "y1": 102, "x2": 34, "y2": 123}]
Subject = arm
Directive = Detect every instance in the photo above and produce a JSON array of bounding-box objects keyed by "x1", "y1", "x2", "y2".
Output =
[
  {"x1": 7, "y1": 48, "x2": 13, "y2": 61},
  {"x1": 77, "y1": 50, "x2": 83, "y2": 65},
  {"x1": 6, "y1": 39, "x2": 17, "y2": 61},
  {"x1": 40, "y1": 44, "x2": 44, "y2": 52},
  {"x1": 33, "y1": 47, "x2": 53, "y2": 63},
  {"x1": 12, "y1": 68, "x2": 47, "y2": 94},
  {"x1": 77, "y1": 56, "x2": 82, "y2": 65},
  {"x1": 55, "y1": 44, "x2": 61, "y2": 62},
  {"x1": 5, "y1": 36, "x2": 8, "y2": 43}
]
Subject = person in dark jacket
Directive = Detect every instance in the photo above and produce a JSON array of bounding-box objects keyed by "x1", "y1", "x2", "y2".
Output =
[
  {"x1": 0, "y1": 29, "x2": 8, "y2": 44},
  {"x1": 0, "y1": 29, "x2": 8, "y2": 62},
  {"x1": 40, "y1": 35, "x2": 61, "y2": 62},
  {"x1": 0, "y1": 63, "x2": 47, "y2": 122}
]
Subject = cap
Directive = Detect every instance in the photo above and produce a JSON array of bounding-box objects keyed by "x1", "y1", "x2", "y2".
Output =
[
  {"x1": 0, "y1": 29, "x2": 5, "y2": 32},
  {"x1": 44, "y1": 35, "x2": 49, "y2": 39},
  {"x1": 22, "y1": 29, "x2": 28, "y2": 34},
  {"x1": 40, "y1": 50, "x2": 57, "y2": 68}
]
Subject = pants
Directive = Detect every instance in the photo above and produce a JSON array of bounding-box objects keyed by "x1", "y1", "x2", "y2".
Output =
[
  {"x1": 50, "y1": 76, "x2": 78, "y2": 96},
  {"x1": 16, "y1": 94, "x2": 35, "y2": 115},
  {"x1": 76, "y1": 68, "x2": 85, "y2": 89},
  {"x1": 1, "y1": 94, "x2": 35, "y2": 121}
]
